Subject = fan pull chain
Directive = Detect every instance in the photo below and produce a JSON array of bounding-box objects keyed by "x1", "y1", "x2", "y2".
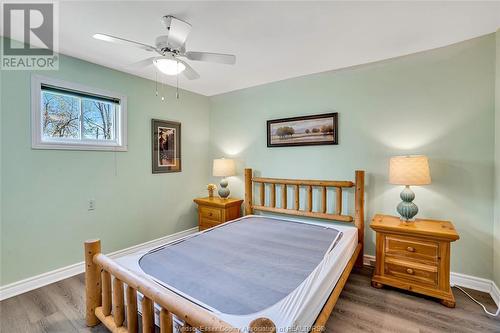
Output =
[
  {"x1": 162, "y1": 72, "x2": 166, "y2": 102},
  {"x1": 155, "y1": 70, "x2": 159, "y2": 96},
  {"x1": 155, "y1": 67, "x2": 166, "y2": 102},
  {"x1": 176, "y1": 61, "x2": 180, "y2": 99}
]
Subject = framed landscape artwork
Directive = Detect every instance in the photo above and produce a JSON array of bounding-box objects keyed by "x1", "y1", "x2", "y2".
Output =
[
  {"x1": 152, "y1": 119, "x2": 181, "y2": 173},
  {"x1": 267, "y1": 113, "x2": 338, "y2": 147}
]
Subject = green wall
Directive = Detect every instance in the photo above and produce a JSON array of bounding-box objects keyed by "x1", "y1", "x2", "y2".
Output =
[
  {"x1": 495, "y1": 30, "x2": 500, "y2": 288},
  {"x1": 2, "y1": 33, "x2": 499, "y2": 287},
  {"x1": 0, "y1": 48, "x2": 210, "y2": 285},
  {"x1": 210, "y1": 35, "x2": 496, "y2": 279}
]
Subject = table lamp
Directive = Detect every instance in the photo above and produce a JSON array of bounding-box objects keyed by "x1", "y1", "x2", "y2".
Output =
[
  {"x1": 213, "y1": 158, "x2": 236, "y2": 199},
  {"x1": 389, "y1": 155, "x2": 431, "y2": 222}
]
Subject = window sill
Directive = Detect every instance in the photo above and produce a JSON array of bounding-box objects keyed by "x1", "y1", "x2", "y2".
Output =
[{"x1": 32, "y1": 143, "x2": 128, "y2": 152}]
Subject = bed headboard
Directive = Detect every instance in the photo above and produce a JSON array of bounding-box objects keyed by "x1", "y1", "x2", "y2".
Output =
[{"x1": 244, "y1": 168, "x2": 365, "y2": 259}]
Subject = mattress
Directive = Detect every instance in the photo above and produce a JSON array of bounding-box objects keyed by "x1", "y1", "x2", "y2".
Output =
[{"x1": 115, "y1": 215, "x2": 358, "y2": 332}]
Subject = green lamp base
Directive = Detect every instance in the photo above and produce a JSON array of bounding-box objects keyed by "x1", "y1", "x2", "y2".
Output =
[
  {"x1": 397, "y1": 185, "x2": 418, "y2": 222},
  {"x1": 218, "y1": 178, "x2": 230, "y2": 199}
]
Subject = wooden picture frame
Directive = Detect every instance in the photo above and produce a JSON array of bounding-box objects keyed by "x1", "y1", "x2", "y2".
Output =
[
  {"x1": 267, "y1": 112, "x2": 338, "y2": 147},
  {"x1": 152, "y1": 119, "x2": 181, "y2": 173}
]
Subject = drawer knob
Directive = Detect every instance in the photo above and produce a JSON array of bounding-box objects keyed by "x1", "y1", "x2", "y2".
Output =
[
  {"x1": 209, "y1": 212, "x2": 213, "y2": 216},
  {"x1": 407, "y1": 246, "x2": 415, "y2": 252},
  {"x1": 406, "y1": 268, "x2": 414, "y2": 275}
]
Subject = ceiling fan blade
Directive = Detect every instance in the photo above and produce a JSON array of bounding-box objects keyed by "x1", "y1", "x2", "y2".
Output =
[
  {"x1": 163, "y1": 16, "x2": 192, "y2": 50},
  {"x1": 129, "y1": 57, "x2": 157, "y2": 68},
  {"x1": 177, "y1": 59, "x2": 200, "y2": 80},
  {"x1": 93, "y1": 33, "x2": 157, "y2": 52},
  {"x1": 185, "y1": 51, "x2": 236, "y2": 65}
]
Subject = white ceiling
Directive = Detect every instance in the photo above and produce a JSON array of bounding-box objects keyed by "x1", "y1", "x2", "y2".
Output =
[{"x1": 53, "y1": 1, "x2": 500, "y2": 96}]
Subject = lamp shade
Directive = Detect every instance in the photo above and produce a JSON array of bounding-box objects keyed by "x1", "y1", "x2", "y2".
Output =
[
  {"x1": 213, "y1": 158, "x2": 236, "y2": 177},
  {"x1": 389, "y1": 155, "x2": 431, "y2": 185}
]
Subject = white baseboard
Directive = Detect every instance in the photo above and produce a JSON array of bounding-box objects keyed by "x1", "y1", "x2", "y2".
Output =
[
  {"x1": 0, "y1": 227, "x2": 198, "y2": 301},
  {"x1": 450, "y1": 272, "x2": 493, "y2": 293},
  {"x1": 490, "y1": 280, "x2": 500, "y2": 307},
  {"x1": 363, "y1": 254, "x2": 499, "y2": 307},
  {"x1": 363, "y1": 254, "x2": 376, "y2": 267}
]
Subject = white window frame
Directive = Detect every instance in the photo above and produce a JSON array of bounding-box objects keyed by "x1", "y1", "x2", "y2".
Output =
[{"x1": 31, "y1": 75, "x2": 128, "y2": 151}]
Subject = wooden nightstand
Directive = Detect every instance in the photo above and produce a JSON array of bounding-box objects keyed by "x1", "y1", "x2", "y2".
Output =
[
  {"x1": 370, "y1": 214, "x2": 459, "y2": 307},
  {"x1": 193, "y1": 197, "x2": 243, "y2": 231}
]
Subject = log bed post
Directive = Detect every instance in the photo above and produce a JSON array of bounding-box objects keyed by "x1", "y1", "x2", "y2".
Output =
[
  {"x1": 306, "y1": 186, "x2": 313, "y2": 212},
  {"x1": 294, "y1": 185, "x2": 300, "y2": 210},
  {"x1": 354, "y1": 170, "x2": 365, "y2": 267},
  {"x1": 245, "y1": 168, "x2": 253, "y2": 215},
  {"x1": 321, "y1": 187, "x2": 327, "y2": 213},
  {"x1": 335, "y1": 188, "x2": 342, "y2": 215},
  {"x1": 112, "y1": 278, "x2": 125, "y2": 327},
  {"x1": 85, "y1": 239, "x2": 102, "y2": 326},
  {"x1": 126, "y1": 286, "x2": 138, "y2": 332},
  {"x1": 270, "y1": 183, "x2": 276, "y2": 208},
  {"x1": 281, "y1": 185, "x2": 287, "y2": 209},
  {"x1": 142, "y1": 296, "x2": 154, "y2": 333},
  {"x1": 160, "y1": 308, "x2": 173, "y2": 333},
  {"x1": 249, "y1": 317, "x2": 276, "y2": 333}
]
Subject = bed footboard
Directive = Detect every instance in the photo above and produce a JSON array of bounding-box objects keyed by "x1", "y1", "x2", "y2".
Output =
[{"x1": 85, "y1": 239, "x2": 275, "y2": 333}]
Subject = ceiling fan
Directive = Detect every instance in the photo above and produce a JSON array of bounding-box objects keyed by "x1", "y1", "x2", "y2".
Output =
[{"x1": 93, "y1": 15, "x2": 236, "y2": 80}]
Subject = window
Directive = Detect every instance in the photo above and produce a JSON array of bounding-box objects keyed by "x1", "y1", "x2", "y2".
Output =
[{"x1": 31, "y1": 75, "x2": 127, "y2": 151}]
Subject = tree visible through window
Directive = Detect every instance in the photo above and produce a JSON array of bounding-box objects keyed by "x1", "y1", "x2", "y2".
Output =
[
  {"x1": 42, "y1": 91, "x2": 80, "y2": 139},
  {"x1": 41, "y1": 88, "x2": 117, "y2": 142},
  {"x1": 82, "y1": 99, "x2": 115, "y2": 140},
  {"x1": 32, "y1": 76, "x2": 127, "y2": 151}
]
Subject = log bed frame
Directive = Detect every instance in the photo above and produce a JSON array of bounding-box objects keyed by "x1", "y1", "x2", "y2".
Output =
[{"x1": 84, "y1": 168, "x2": 365, "y2": 333}]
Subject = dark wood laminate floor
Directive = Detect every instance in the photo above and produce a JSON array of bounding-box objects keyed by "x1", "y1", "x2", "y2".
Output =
[{"x1": 1, "y1": 267, "x2": 498, "y2": 333}]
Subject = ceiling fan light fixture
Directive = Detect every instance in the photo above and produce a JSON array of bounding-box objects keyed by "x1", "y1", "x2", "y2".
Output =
[
  {"x1": 153, "y1": 58, "x2": 185, "y2": 75},
  {"x1": 93, "y1": 15, "x2": 235, "y2": 82}
]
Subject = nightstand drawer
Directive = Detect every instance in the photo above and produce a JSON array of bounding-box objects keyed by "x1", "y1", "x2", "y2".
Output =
[
  {"x1": 384, "y1": 257, "x2": 438, "y2": 286},
  {"x1": 199, "y1": 218, "x2": 222, "y2": 230},
  {"x1": 385, "y1": 235, "x2": 439, "y2": 263},
  {"x1": 200, "y1": 206, "x2": 222, "y2": 221}
]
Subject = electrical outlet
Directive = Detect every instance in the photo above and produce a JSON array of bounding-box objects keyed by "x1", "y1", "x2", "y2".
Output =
[{"x1": 88, "y1": 199, "x2": 96, "y2": 211}]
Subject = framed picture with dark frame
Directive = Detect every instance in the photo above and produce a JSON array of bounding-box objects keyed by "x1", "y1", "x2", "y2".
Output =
[
  {"x1": 267, "y1": 112, "x2": 338, "y2": 147},
  {"x1": 152, "y1": 119, "x2": 181, "y2": 173}
]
